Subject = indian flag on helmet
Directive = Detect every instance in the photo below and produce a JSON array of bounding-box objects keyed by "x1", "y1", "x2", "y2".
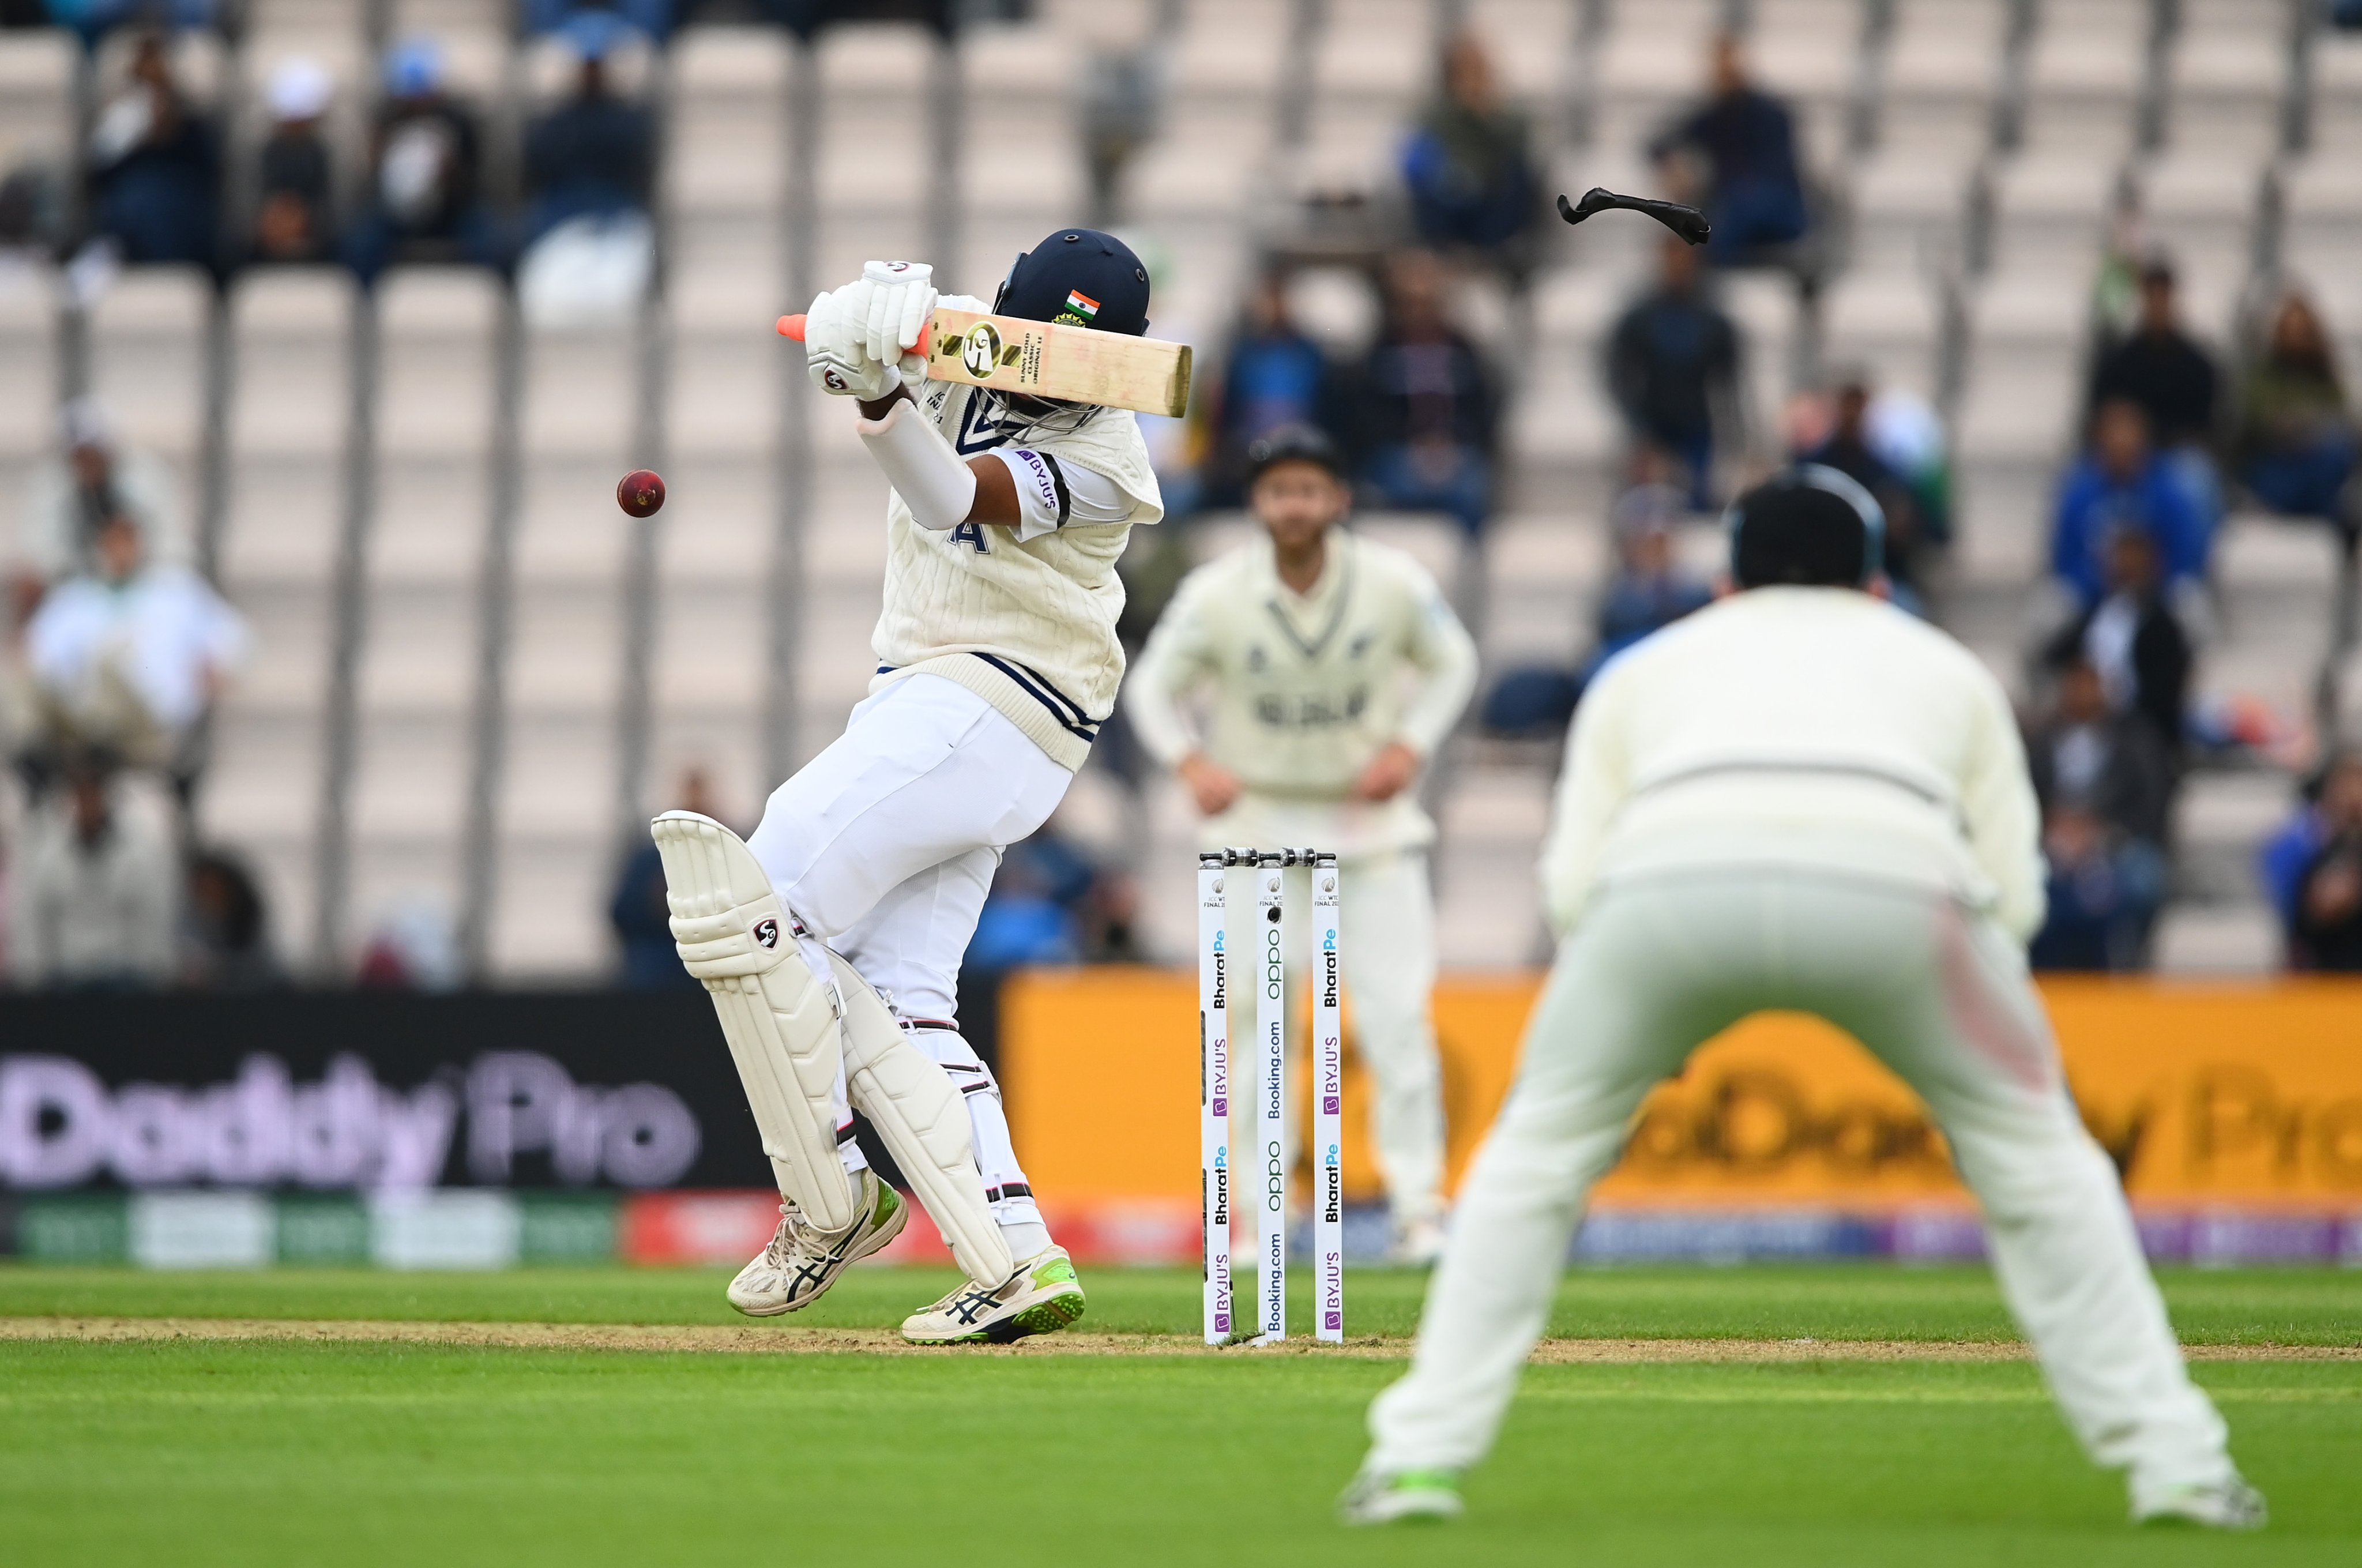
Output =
[{"x1": 1055, "y1": 288, "x2": 1101, "y2": 326}]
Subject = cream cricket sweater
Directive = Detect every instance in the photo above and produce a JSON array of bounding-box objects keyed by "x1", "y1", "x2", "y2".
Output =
[
  {"x1": 1541, "y1": 586, "x2": 2047, "y2": 941},
  {"x1": 869, "y1": 378, "x2": 1163, "y2": 772},
  {"x1": 1127, "y1": 528, "x2": 1479, "y2": 859}
]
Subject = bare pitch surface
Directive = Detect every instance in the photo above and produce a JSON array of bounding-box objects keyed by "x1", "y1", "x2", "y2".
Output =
[{"x1": 4, "y1": 1268, "x2": 2356, "y2": 1566}]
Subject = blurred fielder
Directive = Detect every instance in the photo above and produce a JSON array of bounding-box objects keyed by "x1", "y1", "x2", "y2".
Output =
[
  {"x1": 1128, "y1": 427, "x2": 1477, "y2": 1263},
  {"x1": 1342, "y1": 469, "x2": 2261, "y2": 1529},
  {"x1": 652, "y1": 231, "x2": 1162, "y2": 1344}
]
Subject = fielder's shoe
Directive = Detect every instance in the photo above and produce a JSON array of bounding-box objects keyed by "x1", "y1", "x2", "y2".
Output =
[
  {"x1": 1337, "y1": 1468, "x2": 1465, "y2": 1526},
  {"x1": 2131, "y1": 1476, "x2": 2269, "y2": 1531},
  {"x1": 726, "y1": 1171, "x2": 907, "y2": 1317},
  {"x1": 900, "y1": 1245, "x2": 1086, "y2": 1345},
  {"x1": 1385, "y1": 1214, "x2": 1447, "y2": 1269}
]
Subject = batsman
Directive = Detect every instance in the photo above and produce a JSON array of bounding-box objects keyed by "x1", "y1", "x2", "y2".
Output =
[
  {"x1": 652, "y1": 231, "x2": 1163, "y2": 1344},
  {"x1": 1129, "y1": 427, "x2": 1479, "y2": 1265}
]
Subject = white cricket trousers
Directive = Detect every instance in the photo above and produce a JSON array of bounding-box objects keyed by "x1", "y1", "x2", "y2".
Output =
[
  {"x1": 1226, "y1": 848, "x2": 1447, "y2": 1225},
  {"x1": 1366, "y1": 868, "x2": 2235, "y2": 1495},
  {"x1": 745, "y1": 674, "x2": 1071, "y2": 1232}
]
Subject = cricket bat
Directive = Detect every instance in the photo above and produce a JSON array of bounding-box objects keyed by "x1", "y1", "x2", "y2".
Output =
[{"x1": 776, "y1": 306, "x2": 1193, "y2": 418}]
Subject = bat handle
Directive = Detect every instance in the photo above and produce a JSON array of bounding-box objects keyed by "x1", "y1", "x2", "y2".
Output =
[{"x1": 775, "y1": 314, "x2": 807, "y2": 341}]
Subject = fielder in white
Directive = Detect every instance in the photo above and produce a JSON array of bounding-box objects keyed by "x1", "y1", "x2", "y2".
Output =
[
  {"x1": 1128, "y1": 427, "x2": 1479, "y2": 1263},
  {"x1": 652, "y1": 231, "x2": 1163, "y2": 1344},
  {"x1": 1342, "y1": 469, "x2": 2262, "y2": 1529}
]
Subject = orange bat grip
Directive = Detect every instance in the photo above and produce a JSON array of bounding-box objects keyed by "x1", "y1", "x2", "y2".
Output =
[{"x1": 775, "y1": 313, "x2": 807, "y2": 340}]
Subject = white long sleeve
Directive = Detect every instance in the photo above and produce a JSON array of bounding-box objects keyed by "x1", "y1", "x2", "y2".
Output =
[{"x1": 1540, "y1": 586, "x2": 2047, "y2": 942}]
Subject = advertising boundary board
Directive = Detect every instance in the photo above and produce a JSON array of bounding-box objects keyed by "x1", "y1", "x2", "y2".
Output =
[{"x1": 1001, "y1": 971, "x2": 2362, "y2": 1214}]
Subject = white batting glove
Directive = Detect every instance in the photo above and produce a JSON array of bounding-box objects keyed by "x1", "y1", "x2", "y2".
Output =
[
  {"x1": 803, "y1": 284, "x2": 898, "y2": 400},
  {"x1": 862, "y1": 260, "x2": 937, "y2": 380}
]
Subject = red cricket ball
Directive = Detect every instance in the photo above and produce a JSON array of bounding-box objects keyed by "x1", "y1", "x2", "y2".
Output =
[{"x1": 616, "y1": 469, "x2": 665, "y2": 517}]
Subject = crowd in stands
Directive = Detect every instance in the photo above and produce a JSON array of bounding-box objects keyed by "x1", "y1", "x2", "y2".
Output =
[
  {"x1": 6, "y1": 7, "x2": 2362, "y2": 986},
  {"x1": 2, "y1": 394, "x2": 265, "y2": 990},
  {"x1": 5, "y1": 7, "x2": 659, "y2": 300}
]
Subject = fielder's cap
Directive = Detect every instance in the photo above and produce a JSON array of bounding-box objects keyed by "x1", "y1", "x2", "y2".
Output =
[
  {"x1": 267, "y1": 57, "x2": 333, "y2": 122},
  {"x1": 1725, "y1": 462, "x2": 1886, "y2": 588},
  {"x1": 384, "y1": 37, "x2": 443, "y2": 97},
  {"x1": 995, "y1": 228, "x2": 1151, "y2": 337},
  {"x1": 1245, "y1": 424, "x2": 1347, "y2": 486}
]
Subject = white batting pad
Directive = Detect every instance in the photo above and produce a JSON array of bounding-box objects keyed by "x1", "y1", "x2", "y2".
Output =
[
  {"x1": 828, "y1": 951, "x2": 1015, "y2": 1289},
  {"x1": 651, "y1": 811, "x2": 857, "y2": 1232}
]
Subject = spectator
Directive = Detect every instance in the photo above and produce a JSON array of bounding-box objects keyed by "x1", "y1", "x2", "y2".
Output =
[
  {"x1": 1202, "y1": 273, "x2": 1341, "y2": 507},
  {"x1": 2043, "y1": 525, "x2": 2192, "y2": 758},
  {"x1": 85, "y1": 31, "x2": 219, "y2": 269},
  {"x1": 1400, "y1": 35, "x2": 1538, "y2": 272},
  {"x1": 1607, "y1": 236, "x2": 1740, "y2": 510},
  {"x1": 1649, "y1": 34, "x2": 1809, "y2": 267},
  {"x1": 8, "y1": 758, "x2": 178, "y2": 989},
  {"x1": 2031, "y1": 656, "x2": 2173, "y2": 973},
  {"x1": 610, "y1": 767, "x2": 718, "y2": 989},
  {"x1": 1349, "y1": 250, "x2": 1498, "y2": 536},
  {"x1": 14, "y1": 396, "x2": 191, "y2": 610},
  {"x1": 521, "y1": 23, "x2": 655, "y2": 249},
  {"x1": 2288, "y1": 749, "x2": 2362, "y2": 971},
  {"x1": 24, "y1": 513, "x2": 246, "y2": 781},
  {"x1": 2027, "y1": 656, "x2": 2176, "y2": 850},
  {"x1": 344, "y1": 39, "x2": 499, "y2": 282},
  {"x1": 2235, "y1": 291, "x2": 2356, "y2": 531},
  {"x1": 2051, "y1": 398, "x2": 2211, "y2": 615},
  {"x1": 353, "y1": 900, "x2": 462, "y2": 990},
  {"x1": 1590, "y1": 477, "x2": 1712, "y2": 674},
  {"x1": 2026, "y1": 655, "x2": 2172, "y2": 976},
  {"x1": 965, "y1": 828, "x2": 1100, "y2": 972},
  {"x1": 247, "y1": 58, "x2": 337, "y2": 268},
  {"x1": 1803, "y1": 376, "x2": 1943, "y2": 598},
  {"x1": 182, "y1": 846, "x2": 277, "y2": 989},
  {"x1": 2029, "y1": 803, "x2": 2168, "y2": 972},
  {"x1": 2088, "y1": 258, "x2": 2222, "y2": 527}
]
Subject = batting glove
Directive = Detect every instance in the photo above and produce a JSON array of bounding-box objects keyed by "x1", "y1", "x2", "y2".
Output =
[
  {"x1": 862, "y1": 260, "x2": 937, "y2": 382},
  {"x1": 804, "y1": 284, "x2": 898, "y2": 400}
]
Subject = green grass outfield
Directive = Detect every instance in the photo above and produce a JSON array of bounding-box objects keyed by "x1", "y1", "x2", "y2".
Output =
[{"x1": 3, "y1": 1264, "x2": 2357, "y2": 1566}]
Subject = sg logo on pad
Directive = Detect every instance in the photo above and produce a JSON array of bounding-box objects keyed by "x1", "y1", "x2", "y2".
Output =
[{"x1": 753, "y1": 918, "x2": 780, "y2": 949}]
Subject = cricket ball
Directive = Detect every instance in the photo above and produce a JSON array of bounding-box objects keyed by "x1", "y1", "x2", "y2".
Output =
[{"x1": 616, "y1": 469, "x2": 665, "y2": 517}]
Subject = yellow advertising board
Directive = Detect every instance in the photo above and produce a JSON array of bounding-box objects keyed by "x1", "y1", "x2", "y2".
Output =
[{"x1": 1000, "y1": 971, "x2": 2362, "y2": 1209}]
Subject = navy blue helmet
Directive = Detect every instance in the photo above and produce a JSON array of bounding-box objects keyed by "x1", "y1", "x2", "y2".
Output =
[{"x1": 994, "y1": 229, "x2": 1152, "y2": 337}]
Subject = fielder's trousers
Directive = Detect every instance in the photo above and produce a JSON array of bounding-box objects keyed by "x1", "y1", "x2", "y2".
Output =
[{"x1": 1366, "y1": 867, "x2": 2235, "y2": 1496}]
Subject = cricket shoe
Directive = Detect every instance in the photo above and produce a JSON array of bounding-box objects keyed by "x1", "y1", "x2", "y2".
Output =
[
  {"x1": 900, "y1": 1245, "x2": 1086, "y2": 1344},
  {"x1": 1337, "y1": 1468, "x2": 1464, "y2": 1526},
  {"x1": 727, "y1": 1171, "x2": 907, "y2": 1317},
  {"x1": 2131, "y1": 1476, "x2": 2268, "y2": 1531}
]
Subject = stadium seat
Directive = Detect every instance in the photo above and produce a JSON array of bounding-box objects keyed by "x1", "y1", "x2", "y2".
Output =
[
  {"x1": 2162, "y1": 14, "x2": 2292, "y2": 160},
  {"x1": 1479, "y1": 514, "x2": 1608, "y2": 668},
  {"x1": 1820, "y1": 270, "x2": 1942, "y2": 400},
  {"x1": 1434, "y1": 768, "x2": 1552, "y2": 968},
  {"x1": 344, "y1": 268, "x2": 504, "y2": 962},
  {"x1": 0, "y1": 29, "x2": 76, "y2": 173},
  {"x1": 1876, "y1": 0, "x2": 2007, "y2": 155},
  {"x1": 201, "y1": 268, "x2": 360, "y2": 964},
  {"x1": 0, "y1": 269, "x2": 57, "y2": 527},
  {"x1": 86, "y1": 268, "x2": 210, "y2": 524},
  {"x1": 2017, "y1": 0, "x2": 2149, "y2": 156}
]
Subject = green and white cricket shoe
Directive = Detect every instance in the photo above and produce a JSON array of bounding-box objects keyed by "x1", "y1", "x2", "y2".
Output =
[
  {"x1": 727, "y1": 1171, "x2": 907, "y2": 1318},
  {"x1": 1337, "y1": 1468, "x2": 1465, "y2": 1525},
  {"x1": 2131, "y1": 1476, "x2": 2269, "y2": 1531},
  {"x1": 900, "y1": 1244, "x2": 1086, "y2": 1344}
]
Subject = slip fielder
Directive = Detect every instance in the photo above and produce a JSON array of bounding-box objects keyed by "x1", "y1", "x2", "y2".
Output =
[
  {"x1": 652, "y1": 231, "x2": 1163, "y2": 1344},
  {"x1": 1341, "y1": 468, "x2": 2261, "y2": 1529},
  {"x1": 1128, "y1": 426, "x2": 1480, "y2": 1264}
]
